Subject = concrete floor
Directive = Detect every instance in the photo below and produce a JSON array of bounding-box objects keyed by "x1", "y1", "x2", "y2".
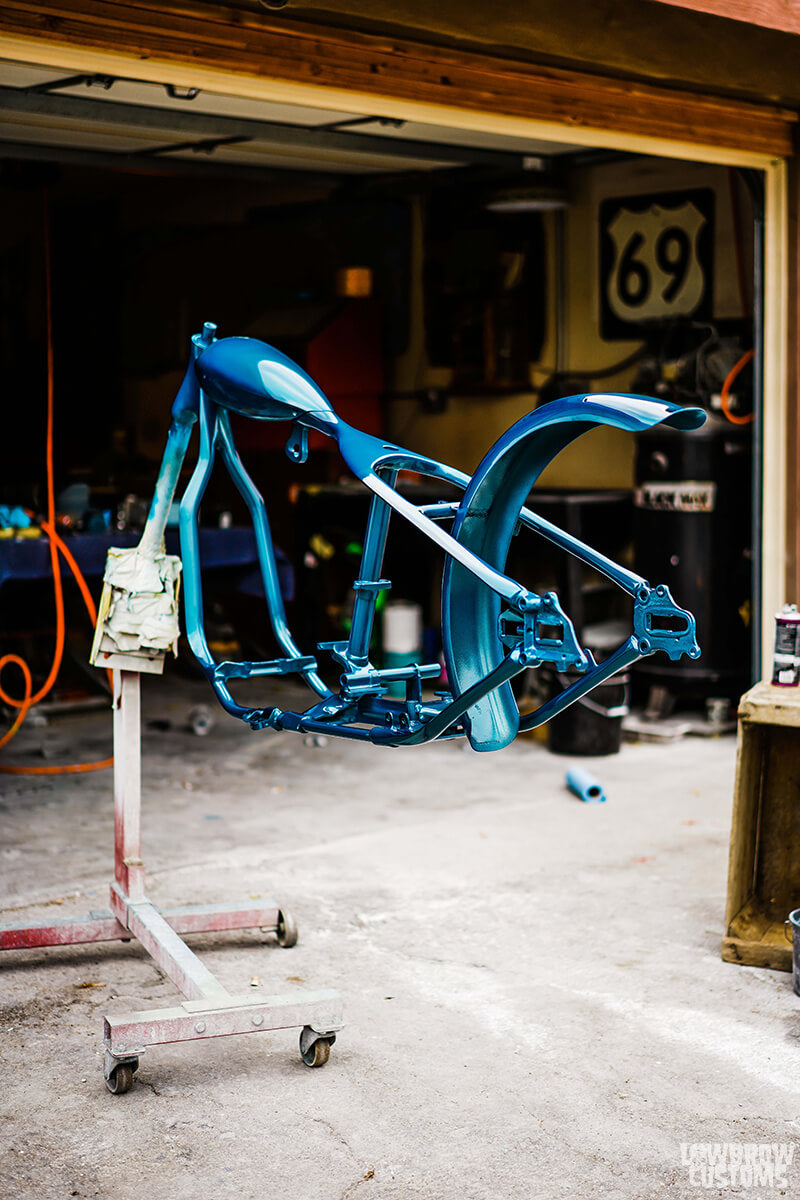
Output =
[{"x1": 1, "y1": 675, "x2": 798, "y2": 1200}]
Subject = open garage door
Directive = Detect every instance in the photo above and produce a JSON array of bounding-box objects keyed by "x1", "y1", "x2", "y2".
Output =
[{"x1": 0, "y1": 10, "x2": 792, "y2": 687}]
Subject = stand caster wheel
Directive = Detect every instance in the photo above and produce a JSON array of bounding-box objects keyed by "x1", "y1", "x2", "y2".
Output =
[
  {"x1": 300, "y1": 1026, "x2": 335, "y2": 1067},
  {"x1": 276, "y1": 909, "x2": 298, "y2": 948},
  {"x1": 104, "y1": 1055, "x2": 139, "y2": 1095}
]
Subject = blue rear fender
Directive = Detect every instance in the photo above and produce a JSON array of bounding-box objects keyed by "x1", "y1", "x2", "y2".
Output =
[{"x1": 442, "y1": 393, "x2": 706, "y2": 752}]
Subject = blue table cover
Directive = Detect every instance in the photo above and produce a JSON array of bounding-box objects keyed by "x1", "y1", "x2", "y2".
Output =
[{"x1": 0, "y1": 528, "x2": 293, "y2": 601}]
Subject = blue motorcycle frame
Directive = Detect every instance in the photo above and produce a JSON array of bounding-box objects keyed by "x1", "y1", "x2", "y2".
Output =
[{"x1": 144, "y1": 322, "x2": 704, "y2": 752}]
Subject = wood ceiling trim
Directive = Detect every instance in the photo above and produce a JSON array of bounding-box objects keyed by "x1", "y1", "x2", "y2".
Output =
[{"x1": 0, "y1": 0, "x2": 796, "y2": 158}]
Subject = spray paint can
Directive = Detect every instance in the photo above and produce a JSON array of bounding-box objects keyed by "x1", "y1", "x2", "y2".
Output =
[{"x1": 771, "y1": 605, "x2": 800, "y2": 687}]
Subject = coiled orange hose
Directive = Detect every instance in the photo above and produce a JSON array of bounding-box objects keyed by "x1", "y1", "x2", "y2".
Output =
[{"x1": 0, "y1": 192, "x2": 112, "y2": 774}]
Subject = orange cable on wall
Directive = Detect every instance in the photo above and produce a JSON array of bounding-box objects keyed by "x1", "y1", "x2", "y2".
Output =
[{"x1": 720, "y1": 348, "x2": 755, "y2": 427}]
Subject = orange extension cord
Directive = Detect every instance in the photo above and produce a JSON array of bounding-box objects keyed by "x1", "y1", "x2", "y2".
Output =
[
  {"x1": 0, "y1": 193, "x2": 113, "y2": 774},
  {"x1": 720, "y1": 348, "x2": 755, "y2": 427}
]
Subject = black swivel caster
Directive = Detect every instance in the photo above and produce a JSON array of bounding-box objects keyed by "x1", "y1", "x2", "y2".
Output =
[{"x1": 104, "y1": 1051, "x2": 140, "y2": 1094}]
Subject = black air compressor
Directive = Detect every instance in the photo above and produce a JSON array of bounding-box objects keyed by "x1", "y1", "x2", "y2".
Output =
[{"x1": 633, "y1": 412, "x2": 751, "y2": 701}]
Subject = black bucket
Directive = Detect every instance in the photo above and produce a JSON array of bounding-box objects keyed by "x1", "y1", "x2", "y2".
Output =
[
  {"x1": 546, "y1": 668, "x2": 630, "y2": 757},
  {"x1": 786, "y1": 909, "x2": 800, "y2": 996}
]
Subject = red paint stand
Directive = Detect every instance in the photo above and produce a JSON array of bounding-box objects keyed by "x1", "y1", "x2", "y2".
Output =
[{"x1": 0, "y1": 669, "x2": 342, "y2": 1092}]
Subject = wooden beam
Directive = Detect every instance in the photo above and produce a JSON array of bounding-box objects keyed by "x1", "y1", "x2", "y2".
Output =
[
  {"x1": 650, "y1": 0, "x2": 800, "y2": 38},
  {"x1": 0, "y1": 0, "x2": 795, "y2": 157}
]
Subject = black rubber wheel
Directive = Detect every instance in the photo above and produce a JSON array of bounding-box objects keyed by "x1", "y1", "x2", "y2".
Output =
[
  {"x1": 105, "y1": 1063, "x2": 135, "y2": 1094},
  {"x1": 300, "y1": 1034, "x2": 332, "y2": 1067},
  {"x1": 276, "y1": 909, "x2": 298, "y2": 948}
]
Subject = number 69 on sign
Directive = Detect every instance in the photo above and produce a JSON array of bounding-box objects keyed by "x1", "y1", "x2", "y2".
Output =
[{"x1": 599, "y1": 189, "x2": 714, "y2": 340}]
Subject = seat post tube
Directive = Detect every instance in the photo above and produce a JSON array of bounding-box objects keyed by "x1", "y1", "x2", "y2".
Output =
[{"x1": 347, "y1": 469, "x2": 397, "y2": 666}]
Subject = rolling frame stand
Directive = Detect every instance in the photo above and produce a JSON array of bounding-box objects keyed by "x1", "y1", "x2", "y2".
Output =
[{"x1": 0, "y1": 667, "x2": 342, "y2": 1093}]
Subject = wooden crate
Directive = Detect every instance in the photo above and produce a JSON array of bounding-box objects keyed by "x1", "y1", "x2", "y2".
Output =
[{"x1": 722, "y1": 681, "x2": 800, "y2": 970}]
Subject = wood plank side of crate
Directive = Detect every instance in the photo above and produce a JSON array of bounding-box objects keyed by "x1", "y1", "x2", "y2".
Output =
[{"x1": 722, "y1": 681, "x2": 800, "y2": 971}]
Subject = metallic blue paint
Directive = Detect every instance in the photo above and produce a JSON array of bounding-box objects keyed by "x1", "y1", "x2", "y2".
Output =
[
  {"x1": 441, "y1": 396, "x2": 701, "y2": 750},
  {"x1": 196, "y1": 335, "x2": 338, "y2": 431},
  {"x1": 143, "y1": 329, "x2": 704, "y2": 750}
]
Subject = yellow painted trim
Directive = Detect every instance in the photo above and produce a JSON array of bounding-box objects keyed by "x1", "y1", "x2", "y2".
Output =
[{"x1": 762, "y1": 158, "x2": 789, "y2": 671}]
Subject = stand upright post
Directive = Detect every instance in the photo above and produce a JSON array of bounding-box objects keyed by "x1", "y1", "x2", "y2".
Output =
[{"x1": 113, "y1": 671, "x2": 145, "y2": 901}]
